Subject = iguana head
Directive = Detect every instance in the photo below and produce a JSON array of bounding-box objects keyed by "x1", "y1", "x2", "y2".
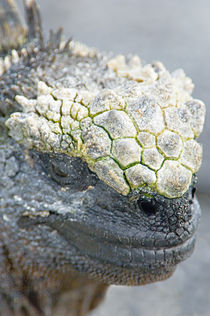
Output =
[{"x1": 1, "y1": 17, "x2": 205, "y2": 285}]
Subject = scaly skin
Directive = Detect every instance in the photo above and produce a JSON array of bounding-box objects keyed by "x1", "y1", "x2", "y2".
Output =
[{"x1": 0, "y1": 0, "x2": 205, "y2": 315}]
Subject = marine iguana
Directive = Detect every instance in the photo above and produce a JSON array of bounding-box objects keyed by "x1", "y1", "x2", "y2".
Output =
[{"x1": 0, "y1": 0, "x2": 206, "y2": 315}]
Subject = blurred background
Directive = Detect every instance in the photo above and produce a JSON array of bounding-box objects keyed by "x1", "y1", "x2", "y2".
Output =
[{"x1": 16, "y1": 1, "x2": 210, "y2": 315}]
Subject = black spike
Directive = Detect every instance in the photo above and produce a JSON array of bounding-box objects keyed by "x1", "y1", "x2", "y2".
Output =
[{"x1": 23, "y1": 0, "x2": 44, "y2": 48}]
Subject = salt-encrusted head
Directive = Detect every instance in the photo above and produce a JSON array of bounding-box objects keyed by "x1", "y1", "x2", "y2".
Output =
[{"x1": 6, "y1": 52, "x2": 205, "y2": 198}]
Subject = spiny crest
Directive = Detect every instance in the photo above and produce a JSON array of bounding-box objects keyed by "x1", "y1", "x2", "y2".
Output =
[{"x1": 0, "y1": 0, "x2": 71, "y2": 77}]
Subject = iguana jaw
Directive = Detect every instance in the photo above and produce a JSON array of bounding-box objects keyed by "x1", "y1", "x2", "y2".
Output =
[
  {"x1": 62, "y1": 199, "x2": 200, "y2": 285},
  {"x1": 29, "y1": 188, "x2": 200, "y2": 286}
]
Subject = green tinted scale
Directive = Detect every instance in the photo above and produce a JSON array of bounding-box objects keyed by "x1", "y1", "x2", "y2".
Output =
[{"x1": 5, "y1": 44, "x2": 206, "y2": 198}]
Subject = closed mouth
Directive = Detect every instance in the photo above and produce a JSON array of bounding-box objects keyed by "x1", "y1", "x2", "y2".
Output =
[
  {"x1": 19, "y1": 196, "x2": 201, "y2": 285},
  {"x1": 59, "y1": 196, "x2": 201, "y2": 285},
  {"x1": 70, "y1": 226, "x2": 196, "y2": 269}
]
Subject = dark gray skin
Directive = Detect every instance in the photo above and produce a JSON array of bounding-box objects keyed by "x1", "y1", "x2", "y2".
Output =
[{"x1": 0, "y1": 0, "x2": 201, "y2": 315}]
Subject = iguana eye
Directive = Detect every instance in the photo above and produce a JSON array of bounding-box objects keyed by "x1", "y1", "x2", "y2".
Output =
[{"x1": 137, "y1": 198, "x2": 157, "y2": 216}]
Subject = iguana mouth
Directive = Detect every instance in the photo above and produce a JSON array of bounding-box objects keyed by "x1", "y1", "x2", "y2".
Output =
[
  {"x1": 65, "y1": 198, "x2": 199, "y2": 265},
  {"x1": 28, "y1": 194, "x2": 200, "y2": 285},
  {"x1": 66, "y1": 217, "x2": 197, "y2": 269}
]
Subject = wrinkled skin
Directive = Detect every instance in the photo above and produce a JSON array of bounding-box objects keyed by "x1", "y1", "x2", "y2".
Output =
[{"x1": 0, "y1": 0, "x2": 202, "y2": 315}]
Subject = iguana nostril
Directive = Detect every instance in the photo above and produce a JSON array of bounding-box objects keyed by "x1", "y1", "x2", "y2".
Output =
[
  {"x1": 137, "y1": 199, "x2": 157, "y2": 216},
  {"x1": 51, "y1": 162, "x2": 68, "y2": 178},
  {"x1": 192, "y1": 187, "x2": 196, "y2": 199}
]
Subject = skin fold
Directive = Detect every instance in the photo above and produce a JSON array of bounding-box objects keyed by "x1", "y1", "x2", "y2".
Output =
[{"x1": 0, "y1": 0, "x2": 205, "y2": 315}]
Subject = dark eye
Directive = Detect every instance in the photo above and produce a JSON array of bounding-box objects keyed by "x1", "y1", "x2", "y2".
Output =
[{"x1": 137, "y1": 199, "x2": 157, "y2": 216}]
